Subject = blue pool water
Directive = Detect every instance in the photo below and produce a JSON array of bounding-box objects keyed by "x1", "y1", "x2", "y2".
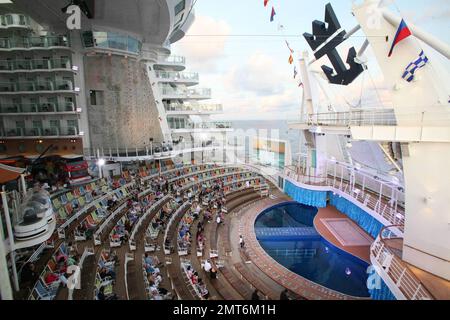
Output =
[{"x1": 255, "y1": 202, "x2": 370, "y2": 298}]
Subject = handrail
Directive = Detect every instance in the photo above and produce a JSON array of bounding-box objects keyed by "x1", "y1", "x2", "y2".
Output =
[
  {"x1": 128, "y1": 195, "x2": 171, "y2": 247},
  {"x1": 291, "y1": 108, "x2": 450, "y2": 127},
  {"x1": 371, "y1": 225, "x2": 434, "y2": 300},
  {"x1": 284, "y1": 166, "x2": 405, "y2": 228}
]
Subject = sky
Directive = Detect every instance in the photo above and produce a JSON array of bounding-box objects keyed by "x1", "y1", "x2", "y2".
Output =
[{"x1": 172, "y1": 0, "x2": 450, "y2": 120}]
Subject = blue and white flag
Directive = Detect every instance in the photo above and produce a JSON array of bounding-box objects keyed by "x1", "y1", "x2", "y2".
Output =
[{"x1": 402, "y1": 50, "x2": 429, "y2": 82}]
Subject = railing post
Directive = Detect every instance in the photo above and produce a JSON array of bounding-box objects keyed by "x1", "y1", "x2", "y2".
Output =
[
  {"x1": 412, "y1": 284, "x2": 422, "y2": 300},
  {"x1": 378, "y1": 183, "x2": 383, "y2": 214},
  {"x1": 1, "y1": 192, "x2": 19, "y2": 292}
]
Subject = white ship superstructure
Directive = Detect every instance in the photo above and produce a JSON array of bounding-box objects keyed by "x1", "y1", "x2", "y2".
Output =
[{"x1": 286, "y1": 0, "x2": 450, "y2": 299}]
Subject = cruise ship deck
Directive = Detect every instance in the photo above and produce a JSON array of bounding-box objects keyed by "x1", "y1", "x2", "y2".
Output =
[{"x1": 0, "y1": 0, "x2": 449, "y2": 305}]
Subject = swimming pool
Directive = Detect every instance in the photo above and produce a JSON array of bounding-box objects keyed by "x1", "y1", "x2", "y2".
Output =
[{"x1": 255, "y1": 202, "x2": 370, "y2": 298}]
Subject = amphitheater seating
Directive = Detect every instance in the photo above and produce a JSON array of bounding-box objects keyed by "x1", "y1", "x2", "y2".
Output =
[{"x1": 24, "y1": 161, "x2": 285, "y2": 301}]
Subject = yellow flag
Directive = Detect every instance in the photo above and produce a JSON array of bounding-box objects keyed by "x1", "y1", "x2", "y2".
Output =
[{"x1": 288, "y1": 54, "x2": 294, "y2": 64}]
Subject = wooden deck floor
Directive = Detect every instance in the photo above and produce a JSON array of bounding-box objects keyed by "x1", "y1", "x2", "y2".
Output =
[{"x1": 313, "y1": 206, "x2": 372, "y2": 263}]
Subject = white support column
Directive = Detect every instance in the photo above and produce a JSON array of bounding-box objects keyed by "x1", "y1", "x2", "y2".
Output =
[
  {"x1": 1, "y1": 192, "x2": 19, "y2": 292},
  {"x1": 0, "y1": 199, "x2": 13, "y2": 299},
  {"x1": 20, "y1": 174, "x2": 27, "y2": 197}
]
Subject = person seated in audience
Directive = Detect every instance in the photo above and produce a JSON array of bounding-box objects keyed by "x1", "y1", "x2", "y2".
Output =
[
  {"x1": 56, "y1": 255, "x2": 68, "y2": 274},
  {"x1": 112, "y1": 194, "x2": 118, "y2": 205},
  {"x1": 186, "y1": 266, "x2": 193, "y2": 279},
  {"x1": 210, "y1": 268, "x2": 217, "y2": 280},
  {"x1": 107, "y1": 251, "x2": 119, "y2": 266},
  {"x1": 44, "y1": 271, "x2": 68, "y2": 287},
  {"x1": 144, "y1": 253, "x2": 154, "y2": 266},
  {"x1": 67, "y1": 254, "x2": 79, "y2": 266},
  {"x1": 153, "y1": 273, "x2": 163, "y2": 286},
  {"x1": 204, "y1": 210, "x2": 212, "y2": 222},
  {"x1": 99, "y1": 267, "x2": 116, "y2": 280},
  {"x1": 107, "y1": 198, "x2": 115, "y2": 210},
  {"x1": 198, "y1": 279, "x2": 209, "y2": 300},
  {"x1": 21, "y1": 262, "x2": 38, "y2": 289},
  {"x1": 144, "y1": 262, "x2": 159, "y2": 275},
  {"x1": 191, "y1": 272, "x2": 199, "y2": 285},
  {"x1": 203, "y1": 259, "x2": 212, "y2": 273},
  {"x1": 197, "y1": 222, "x2": 204, "y2": 234},
  {"x1": 97, "y1": 285, "x2": 118, "y2": 300}
]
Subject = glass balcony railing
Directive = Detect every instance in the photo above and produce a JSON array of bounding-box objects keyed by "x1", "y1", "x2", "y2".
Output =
[
  {"x1": 160, "y1": 86, "x2": 211, "y2": 98},
  {"x1": 165, "y1": 103, "x2": 223, "y2": 113},
  {"x1": 0, "y1": 58, "x2": 72, "y2": 71},
  {"x1": 0, "y1": 14, "x2": 31, "y2": 28},
  {"x1": 1, "y1": 126, "x2": 79, "y2": 138},
  {"x1": 0, "y1": 102, "x2": 76, "y2": 114},
  {"x1": 155, "y1": 71, "x2": 198, "y2": 82},
  {"x1": 160, "y1": 55, "x2": 186, "y2": 65},
  {"x1": 0, "y1": 79, "x2": 74, "y2": 92},
  {"x1": 168, "y1": 121, "x2": 232, "y2": 130},
  {"x1": 82, "y1": 31, "x2": 141, "y2": 55},
  {"x1": 188, "y1": 88, "x2": 211, "y2": 97},
  {"x1": 0, "y1": 36, "x2": 70, "y2": 50}
]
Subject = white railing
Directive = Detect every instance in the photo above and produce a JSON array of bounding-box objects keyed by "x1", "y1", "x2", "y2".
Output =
[
  {"x1": 93, "y1": 203, "x2": 127, "y2": 246},
  {"x1": 159, "y1": 55, "x2": 186, "y2": 65},
  {"x1": 163, "y1": 202, "x2": 190, "y2": 255},
  {"x1": 370, "y1": 226, "x2": 434, "y2": 300},
  {"x1": 165, "y1": 102, "x2": 223, "y2": 113},
  {"x1": 155, "y1": 71, "x2": 199, "y2": 82},
  {"x1": 68, "y1": 247, "x2": 94, "y2": 300},
  {"x1": 124, "y1": 252, "x2": 134, "y2": 300},
  {"x1": 128, "y1": 196, "x2": 171, "y2": 251},
  {"x1": 284, "y1": 165, "x2": 405, "y2": 229},
  {"x1": 57, "y1": 182, "x2": 134, "y2": 237},
  {"x1": 292, "y1": 108, "x2": 450, "y2": 127}
]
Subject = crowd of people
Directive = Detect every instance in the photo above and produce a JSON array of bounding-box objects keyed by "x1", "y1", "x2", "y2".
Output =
[
  {"x1": 184, "y1": 263, "x2": 210, "y2": 300},
  {"x1": 95, "y1": 250, "x2": 119, "y2": 300}
]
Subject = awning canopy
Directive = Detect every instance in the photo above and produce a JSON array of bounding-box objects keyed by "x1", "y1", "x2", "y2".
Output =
[{"x1": 0, "y1": 163, "x2": 26, "y2": 184}]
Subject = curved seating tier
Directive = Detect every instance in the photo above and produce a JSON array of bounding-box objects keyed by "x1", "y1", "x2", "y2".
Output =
[{"x1": 23, "y1": 161, "x2": 279, "y2": 301}]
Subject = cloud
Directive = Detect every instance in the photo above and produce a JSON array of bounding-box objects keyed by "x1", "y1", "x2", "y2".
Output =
[
  {"x1": 402, "y1": 0, "x2": 450, "y2": 24},
  {"x1": 172, "y1": 15, "x2": 231, "y2": 72},
  {"x1": 224, "y1": 52, "x2": 287, "y2": 96}
]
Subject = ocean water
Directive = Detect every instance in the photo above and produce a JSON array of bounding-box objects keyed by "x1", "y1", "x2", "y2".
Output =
[{"x1": 230, "y1": 120, "x2": 303, "y2": 163}]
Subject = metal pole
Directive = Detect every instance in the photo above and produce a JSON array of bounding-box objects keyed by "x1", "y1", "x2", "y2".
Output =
[
  {"x1": 1, "y1": 192, "x2": 19, "y2": 292},
  {"x1": 0, "y1": 194, "x2": 13, "y2": 299},
  {"x1": 20, "y1": 174, "x2": 27, "y2": 197}
]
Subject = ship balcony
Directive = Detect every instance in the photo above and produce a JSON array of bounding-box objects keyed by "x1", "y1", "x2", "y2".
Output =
[
  {"x1": 160, "y1": 86, "x2": 211, "y2": 100},
  {"x1": 0, "y1": 35, "x2": 71, "y2": 51},
  {"x1": 0, "y1": 102, "x2": 77, "y2": 115},
  {"x1": 155, "y1": 71, "x2": 199, "y2": 86},
  {"x1": 289, "y1": 108, "x2": 450, "y2": 143},
  {"x1": 0, "y1": 14, "x2": 32, "y2": 30},
  {"x1": 83, "y1": 141, "x2": 225, "y2": 161},
  {"x1": 169, "y1": 121, "x2": 233, "y2": 133},
  {"x1": 284, "y1": 162, "x2": 406, "y2": 228},
  {"x1": 165, "y1": 103, "x2": 223, "y2": 115},
  {"x1": 0, "y1": 126, "x2": 80, "y2": 139},
  {"x1": 0, "y1": 58, "x2": 74, "y2": 73},
  {"x1": 0, "y1": 79, "x2": 76, "y2": 94},
  {"x1": 155, "y1": 55, "x2": 186, "y2": 71},
  {"x1": 370, "y1": 226, "x2": 434, "y2": 300}
]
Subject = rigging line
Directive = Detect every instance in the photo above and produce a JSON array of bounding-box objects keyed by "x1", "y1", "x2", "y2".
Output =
[{"x1": 184, "y1": 34, "x2": 387, "y2": 38}]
